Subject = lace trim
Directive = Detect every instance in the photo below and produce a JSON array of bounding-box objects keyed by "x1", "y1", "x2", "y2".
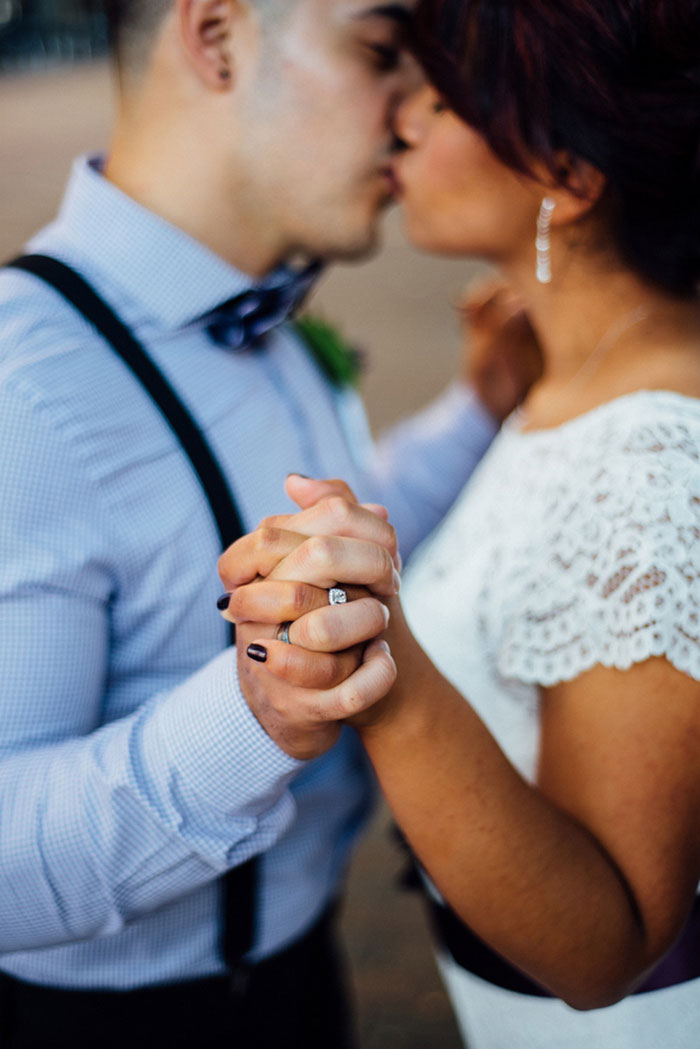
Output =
[{"x1": 491, "y1": 403, "x2": 700, "y2": 687}]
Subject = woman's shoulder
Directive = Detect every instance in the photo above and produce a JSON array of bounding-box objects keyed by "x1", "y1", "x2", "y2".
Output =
[
  {"x1": 498, "y1": 391, "x2": 700, "y2": 685},
  {"x1": 580, "y1": 390, "x2": 700, "y2": 472},
  {"x1": 506, "y1": 390, "x2": 700, "y2": 481},
  {"x1": 467, "y1": 389, "x2": 700, "y2": 547},
  {"x1": 513, "y1": 388, "x2": 700, "y2": 439},
  {"x1": 506, "y1": 389, "x2": 700, "y2": 549}
]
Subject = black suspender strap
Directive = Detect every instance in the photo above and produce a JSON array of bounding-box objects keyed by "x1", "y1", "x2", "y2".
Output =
[
  {"x1": 6, "y1": 253, "x2": 256, "y2": 970},
  {"x1": 7, "y1": 255, "x2": 244, "y2": 547}
]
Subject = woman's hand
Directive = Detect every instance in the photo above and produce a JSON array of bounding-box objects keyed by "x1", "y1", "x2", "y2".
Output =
[
  {"x1": 460, "y1": 278, "x2": 543, "y2": 421},
  {"x1": 223, "y1": 475, "x2": 700, "y2": 1008},
  {"x1": 219, "y1": 477, "x2": 403, "y2": 758}
]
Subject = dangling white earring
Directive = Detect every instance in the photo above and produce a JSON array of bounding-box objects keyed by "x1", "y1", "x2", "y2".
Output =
[{"x1": 536, "y1": 197, "x2": 556, "y2": 283}]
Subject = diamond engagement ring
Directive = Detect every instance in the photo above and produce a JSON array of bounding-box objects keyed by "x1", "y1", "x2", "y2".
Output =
[
  {"x1": 276, "y1": 621, "x2": 293, "y2": 644},
  {"x1": 328, "y1": 587, "x2": 348, "y2": 606}
]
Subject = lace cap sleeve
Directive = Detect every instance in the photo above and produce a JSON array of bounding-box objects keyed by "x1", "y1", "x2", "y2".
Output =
[{"x1": 497, "y1": 405, "x2": 700, "y2": 687}]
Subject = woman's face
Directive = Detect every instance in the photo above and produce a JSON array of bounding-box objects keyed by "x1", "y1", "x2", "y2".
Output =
[{"x1": 391, "y1": 85, "x2": 543, "y2": 266}]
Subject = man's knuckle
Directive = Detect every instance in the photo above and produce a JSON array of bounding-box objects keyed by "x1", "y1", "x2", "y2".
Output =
[
  {"x1": 255, "y1": 526, "x2": 280, "y2": 551},
  {"x1": 326, "y1": 495, "x2": 353, "y2": 524},
  {"x1": 252, "y1": 528, "x2": 268, "y2": 553},
  {"x1": 304, "y1": 534, "x2": 333, "y2": 566}
]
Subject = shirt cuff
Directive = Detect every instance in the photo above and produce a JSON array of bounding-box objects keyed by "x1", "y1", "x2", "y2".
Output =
[{"x1": 138, "y1": 647, "x2": 304, "y2": 826}]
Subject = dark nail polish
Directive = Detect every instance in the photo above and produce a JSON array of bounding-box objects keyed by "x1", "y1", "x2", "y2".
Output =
[
  {"x1": 247, "y1": 644, "x2": 268, "y2": 663},
  {"x1": 217, "y1": 593, "x2": 232, "y2": 611}
]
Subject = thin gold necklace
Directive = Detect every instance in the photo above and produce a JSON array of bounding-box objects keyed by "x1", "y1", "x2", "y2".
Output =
[{"x1": 521, "y1": 304, "x2": 651, "y2": 427}]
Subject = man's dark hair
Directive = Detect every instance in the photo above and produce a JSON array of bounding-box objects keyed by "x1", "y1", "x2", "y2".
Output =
[
  {"x1": 105, "y1": 0, "x2": 173, "y2": 73},
  {"x1": 105, "y1": 0, "x2": 286, "y2": 77}
]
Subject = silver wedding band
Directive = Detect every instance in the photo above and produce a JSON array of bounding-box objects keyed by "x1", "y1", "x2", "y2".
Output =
[
  {"x1": 328, "y1": 587, "x2": 348, "y2": 606},
  {"x1": 276, "y1": 621, "x2": 293, "y2": 644}
]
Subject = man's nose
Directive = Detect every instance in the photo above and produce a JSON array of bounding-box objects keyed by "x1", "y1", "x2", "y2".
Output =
[{"x1": 399, "y1": 52, "x2": 427, "y2": 96}]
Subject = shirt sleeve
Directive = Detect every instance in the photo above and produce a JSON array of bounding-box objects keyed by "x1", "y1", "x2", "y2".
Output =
[
  {"x1": 346, "y1": 381, "x2": 499, "y2": 562},
  {"x1": 0, "y1": 378, "x2": 302, "y2": 952}
]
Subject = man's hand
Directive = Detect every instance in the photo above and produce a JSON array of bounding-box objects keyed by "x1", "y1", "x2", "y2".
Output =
[
  {"x1": 235, "y1": 625, "x2": 396, "y2": 761},
  {"x1": 460, "y1": 278, "x2": 543, "y2": 422},
  {"x1": 220, "y1": 480, "x2": 400, "y2": 760}
]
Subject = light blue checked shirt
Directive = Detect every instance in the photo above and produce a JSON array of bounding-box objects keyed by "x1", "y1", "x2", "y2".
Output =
[{"x1": 0, "y1": 157, "x2": 497, "y2": 989}]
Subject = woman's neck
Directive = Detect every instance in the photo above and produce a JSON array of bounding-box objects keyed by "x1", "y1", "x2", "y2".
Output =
[{"x1": 505, "y1": 256, "x2": 700, "y2": 430}]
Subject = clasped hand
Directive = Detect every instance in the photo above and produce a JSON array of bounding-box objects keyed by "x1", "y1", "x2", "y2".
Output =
[{"x1": 218, "y1": 475, "x2": 403, "y2": 760}]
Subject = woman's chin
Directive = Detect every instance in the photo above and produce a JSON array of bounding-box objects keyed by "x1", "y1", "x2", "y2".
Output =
[
  {"x1": 399, "y1": 212, "x2": 472, "y2": 257},
  {"x1": 399, "y1": 211, "x2": 444, "y2": 252}
]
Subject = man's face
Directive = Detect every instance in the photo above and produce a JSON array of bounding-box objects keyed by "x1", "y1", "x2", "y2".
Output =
[{"x1": 230, "y1": 0, "x2": 418, "y2": 264}]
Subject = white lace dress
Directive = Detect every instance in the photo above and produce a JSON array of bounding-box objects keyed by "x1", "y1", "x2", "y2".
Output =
[{"x1": 401, "y1": 390, "x2": 700, "y2": 1049}]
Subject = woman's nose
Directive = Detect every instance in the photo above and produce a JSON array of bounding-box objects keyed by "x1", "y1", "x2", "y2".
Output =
[{"x1": 393, "y1": 85, "x2": 439, "y2": 148}]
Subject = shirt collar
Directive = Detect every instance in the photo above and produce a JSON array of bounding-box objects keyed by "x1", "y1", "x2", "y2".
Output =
[{"x1": 38, "y1": 155, "x2": 281, "y2": 332}]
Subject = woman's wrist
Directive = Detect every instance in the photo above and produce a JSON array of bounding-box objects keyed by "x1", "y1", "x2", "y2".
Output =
[{"x1": 350, "y1": 603, "x2": 430, "y2": 737}]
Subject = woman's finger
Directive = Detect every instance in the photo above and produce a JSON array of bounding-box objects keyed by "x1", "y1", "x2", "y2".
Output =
[
  {"x1": 329, "y1": 639, "x2": 397, "y2": 720},
  {"x1": 244, "y1": 638, "x2": 396, "y2": 718},
  {"x1": 267, "y1": 534, "x2": 400, "y2": 598},
  {"x1": 285, "y1": 474, "x2": 358, "y2": 510},
  {"x1": 289, "y1": 597, "x2": 390, "y2": 653},
  {"x1": 223, "y1": 580, "x2": 371, "y2": 625},
  {"x1": 258, "y1": 497, "x2": 397, "y2": 561},
  {"x1": 218, "y1": 527, "x2": 307, "y2": 591},
  {"x1": 246, "y1": 639, "x2": 363, "y2": 690}
]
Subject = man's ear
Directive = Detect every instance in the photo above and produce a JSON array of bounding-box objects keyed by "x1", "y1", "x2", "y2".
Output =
[{"x1": 177, "y1": 0, "x2": 243, "y2": 90}]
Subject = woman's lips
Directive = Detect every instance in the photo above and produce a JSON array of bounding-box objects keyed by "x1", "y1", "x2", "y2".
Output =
[{"x1": 381, "y1": 164, "x2": 403, "y2": 198}]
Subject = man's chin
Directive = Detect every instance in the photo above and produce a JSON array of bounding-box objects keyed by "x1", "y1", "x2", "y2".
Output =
[
  {"x1": 289, "y1": 201, "x2": 391, "y2": 264},
  {"x1": 319, "y1": 217, "x2": 386, "y2": 264}
]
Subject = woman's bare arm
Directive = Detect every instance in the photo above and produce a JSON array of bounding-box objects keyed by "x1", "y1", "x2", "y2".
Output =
[
  {"x1": 221, "y1": 481, "x2": 700, "y2": 1007},
  {"x1": 352, "y1": 606, "x2": 700, "y2": 1008}
]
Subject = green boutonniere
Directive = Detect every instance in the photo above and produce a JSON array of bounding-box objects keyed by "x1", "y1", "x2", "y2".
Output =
[{"x1": 293, "y1": 315, "x2": 364, "y2": 389}]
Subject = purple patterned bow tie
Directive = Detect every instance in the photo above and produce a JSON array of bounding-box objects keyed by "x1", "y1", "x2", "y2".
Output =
[{"x1": 204, "y1": 260, "x2": 322, "y2": 350}]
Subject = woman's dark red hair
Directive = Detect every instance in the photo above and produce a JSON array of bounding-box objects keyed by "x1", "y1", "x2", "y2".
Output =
[{"x1": 411, "y1": 0, "x2": 700, "y2": 296}]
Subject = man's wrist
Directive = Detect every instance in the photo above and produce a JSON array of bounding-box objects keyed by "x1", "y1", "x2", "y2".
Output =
[{"x1": 141, "y1": 648, "x2": 303, "y2": 821}]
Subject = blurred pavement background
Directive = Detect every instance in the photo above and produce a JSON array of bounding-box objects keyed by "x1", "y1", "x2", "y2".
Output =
[{"x1": 0, "y1": 60, "x2": 487, "y2": 1047}]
